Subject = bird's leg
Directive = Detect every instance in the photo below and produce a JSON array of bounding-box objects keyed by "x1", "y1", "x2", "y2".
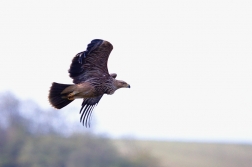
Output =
[{"x1": 67, "y1": 91, "x2": 78, "y2": 100}]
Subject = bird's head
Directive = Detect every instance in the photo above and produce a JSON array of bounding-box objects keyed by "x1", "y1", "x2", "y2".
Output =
[{"x1": 115, "y1": 80, "x2": 130, "y2": 89}]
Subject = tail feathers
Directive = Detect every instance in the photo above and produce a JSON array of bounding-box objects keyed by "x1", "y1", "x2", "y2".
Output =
[{"x1": 49, "y1": 82, "x2": 74, "y2": 109}]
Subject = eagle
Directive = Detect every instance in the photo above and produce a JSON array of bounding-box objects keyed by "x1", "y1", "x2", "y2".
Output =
[{"x1": 48, "y1": 39, "x2": 130, "y2": 127}]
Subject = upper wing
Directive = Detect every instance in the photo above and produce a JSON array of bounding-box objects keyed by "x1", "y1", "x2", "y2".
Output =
[
  {"x1": 69, "y1": 39, "x2": 113, "y2": 84},
  {"x1": 79, "y1": 95, "x2": 103, "y2": 127}
]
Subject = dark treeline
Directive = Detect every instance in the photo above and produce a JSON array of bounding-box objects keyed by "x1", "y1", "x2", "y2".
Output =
[{"x1": 0, "y1": 92, "x2": 160, "y2": 167}]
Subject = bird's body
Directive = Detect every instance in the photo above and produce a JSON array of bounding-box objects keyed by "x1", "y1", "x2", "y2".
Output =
[{"x1": 48, "y1": 39, "x2": 130, "y2": 126}]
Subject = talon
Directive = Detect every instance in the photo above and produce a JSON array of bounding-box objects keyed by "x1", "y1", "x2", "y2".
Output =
[
  {"x1": 67, "y1": 92, "x2": 75, "y2": 100},
  {"x1": 68, "y1": 97, "x2": 74, "y2": 100}
]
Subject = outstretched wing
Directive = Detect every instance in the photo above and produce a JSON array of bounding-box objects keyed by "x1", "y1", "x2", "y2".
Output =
[
  {"x1": 79, "y1": 95, "x2": 103, "y2": 127},
  {"x1": 69, "y1": 39, "x2": 113, "y2": 84}
]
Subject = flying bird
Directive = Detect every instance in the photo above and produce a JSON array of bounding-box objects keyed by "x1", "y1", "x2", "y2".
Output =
[{"x1": 48, "y1": 39, "x2": 130, "y2": 127}]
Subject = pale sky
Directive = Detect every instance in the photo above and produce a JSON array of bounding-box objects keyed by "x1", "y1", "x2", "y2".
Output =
[{"x1": 0, "y1": 0, "x2": 252, "y2": 143}]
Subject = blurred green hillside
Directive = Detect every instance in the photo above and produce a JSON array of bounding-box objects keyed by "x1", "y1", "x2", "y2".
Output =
[
  {"x1": 0, "y1": 92, "x2": 160, "y2": 167},
  {"x1": 115, "y1": 140, "x2": 252, "y2": 167},
  {"x1": 1, "y1": 92, "x2": 251, "y2": 167}
]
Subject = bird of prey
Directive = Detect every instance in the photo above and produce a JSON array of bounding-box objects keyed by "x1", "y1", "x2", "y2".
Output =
[{"x1": 48, "y1": 39, "x2": 130, "y2": 127}]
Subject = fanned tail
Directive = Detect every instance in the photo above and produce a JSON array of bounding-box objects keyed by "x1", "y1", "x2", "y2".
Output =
[{"x1": 48, "y1": 82, "x2": 74, "y2": 109}]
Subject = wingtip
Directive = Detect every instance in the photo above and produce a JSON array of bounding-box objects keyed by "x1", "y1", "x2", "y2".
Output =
[{"x1": 77, "y1": 39, "x2": 104, "y2": 64}]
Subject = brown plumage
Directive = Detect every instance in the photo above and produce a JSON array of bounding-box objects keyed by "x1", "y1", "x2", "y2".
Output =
[{"x1": 48, "y1": 39, "x2": 130, "y2": 127}]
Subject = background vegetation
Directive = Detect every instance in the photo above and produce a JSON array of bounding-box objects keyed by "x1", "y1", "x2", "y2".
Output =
[
  {"x1": 0, "y1": 92, "x2": 160, "y2": 167},
  {"x1": 1, "y1": 92, "x2": 252, "y2": 167},
  {"x1": 115, "y1": 140, "x2": 252, "y2": 167}
]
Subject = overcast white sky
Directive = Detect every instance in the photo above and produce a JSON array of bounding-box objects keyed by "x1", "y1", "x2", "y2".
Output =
[{"x1": 0, "y1": 0, "x2": 252, "y2": 143}]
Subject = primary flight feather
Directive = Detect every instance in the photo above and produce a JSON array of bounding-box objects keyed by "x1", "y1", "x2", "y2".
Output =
[{"x1": 48, "y1": 39, "x2": 130, "y2": 127}]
